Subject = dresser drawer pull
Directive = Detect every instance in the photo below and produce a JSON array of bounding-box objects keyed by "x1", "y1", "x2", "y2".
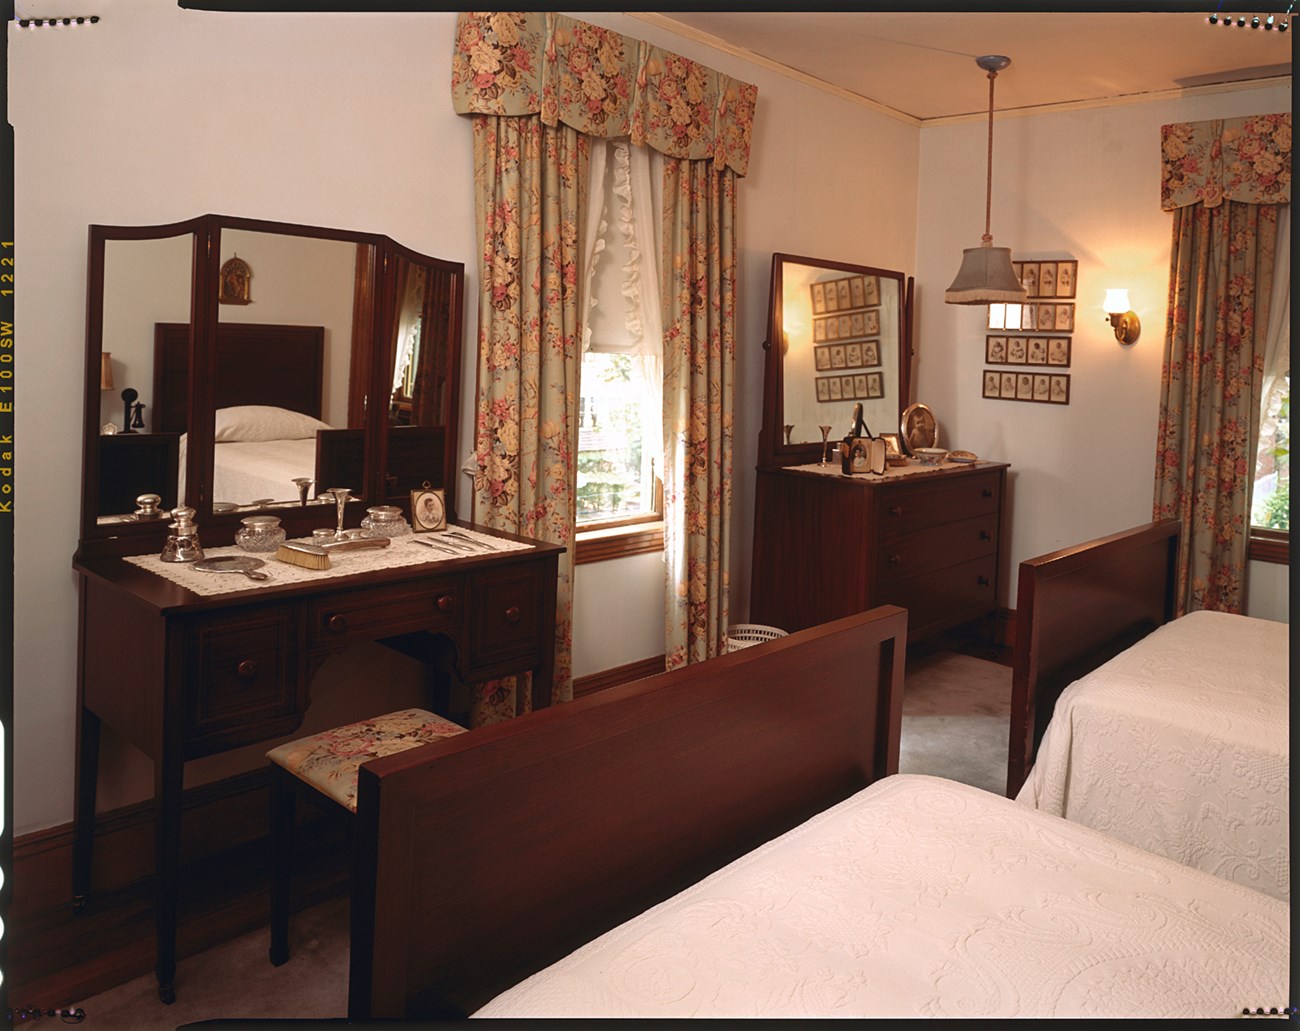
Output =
[
  {"x1": 889, "y1": 505, "x2": 904, "y2": 517},
  {"x1": 437, "y1": 594, "x2": 455, "y2": 613},
  {"x1": 888, "y1": 555, "x2": 902, "y2": 565},
  {"x1": 504, "y1": 605, "x2": 521, "y2": 624},
  {"x1": 981, "y1": 488, "x2": 993, "y2": 498},
  {"x1": 236, "y1": 659, "x2": 258, "y2": 680},
  {"x1": 979, "y1": 529, "x2": 992, "y2": 541},
  {"x1": 327, "y1": 614, "x2": 348, "y2": 634},
  {"x1": 977, "y1": 575, "x2": 990, "y2": 587}
]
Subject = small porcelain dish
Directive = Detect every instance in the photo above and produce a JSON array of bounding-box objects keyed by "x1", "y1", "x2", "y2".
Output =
[{"x1": 913, "y1": 447, "x2": 949, "y2": 466}]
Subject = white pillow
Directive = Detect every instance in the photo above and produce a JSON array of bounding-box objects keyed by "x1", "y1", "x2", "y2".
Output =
[{"x1": 214, "y1": 405, "x2": 332, "y2": 443}]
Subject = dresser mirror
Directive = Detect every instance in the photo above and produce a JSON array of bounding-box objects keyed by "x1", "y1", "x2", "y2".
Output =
[
  {"x1": 79, "y1": 214, "x2": 464, "y2": 555},
  {"x1": 758, "y1": 253, "x2": 913, "y2": 468}
]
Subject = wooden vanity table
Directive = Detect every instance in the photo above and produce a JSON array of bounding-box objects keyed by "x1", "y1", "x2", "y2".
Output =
[
  {"x1": 71, "y1": 214, "x2": 561, "y2": 1003},
  {"x1": 750, "y1": 461, "x2": 1007, "y2": 639},
  {"x1": 751, "y1": 253, "x2": 1009, "y2": 641},
  {"x1": 72, "y1": 527, "x2": 561, "y2": 1004}
]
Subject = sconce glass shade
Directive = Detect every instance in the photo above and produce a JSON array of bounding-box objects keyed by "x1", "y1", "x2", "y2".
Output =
[
  {"x1": 100, "y1": 351, "x2": 114, "y2": 391},
  {"x1": 1103, "y1": 289, "x2": 1131, "y2": 314},
  {"x1": 944, "y1": 244, "x2": 1028, "y2": 305}
]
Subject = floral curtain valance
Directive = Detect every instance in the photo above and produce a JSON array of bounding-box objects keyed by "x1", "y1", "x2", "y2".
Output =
[
  {"x1": 1161, "y1": 112, "x2": 1291, "y2": 211},
  {"x1": 451, "y1": 12, "x2": 758, "y2": 177}
]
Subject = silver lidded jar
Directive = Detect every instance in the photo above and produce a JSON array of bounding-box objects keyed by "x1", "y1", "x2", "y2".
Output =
[
  {"x1": 235, "y1": 515, "x2": 287, "y2": 553},
  {"x1": 360, "y1": 505, "x2": 411, "y2": 538}
]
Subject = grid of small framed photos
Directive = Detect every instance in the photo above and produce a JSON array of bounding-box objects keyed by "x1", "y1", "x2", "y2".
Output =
[
  {"x1": 811, "y1": 272, "x2": 885, "y2": 405},
  {"x1": 983, "y1": 258, "x2": 1075, "y2": 405}
]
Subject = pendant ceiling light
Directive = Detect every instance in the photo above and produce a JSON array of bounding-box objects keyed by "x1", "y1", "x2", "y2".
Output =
[{"x1": 944, "y1": 55, "x2": 1027, "y2": 305}]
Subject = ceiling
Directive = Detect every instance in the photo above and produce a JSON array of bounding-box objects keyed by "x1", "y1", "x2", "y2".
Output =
[{"x1": 634, "y1": 10, "x2": 1293, "y2": 123}]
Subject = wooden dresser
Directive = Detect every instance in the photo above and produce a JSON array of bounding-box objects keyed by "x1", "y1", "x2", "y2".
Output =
[{"x1": 750, "y1": 461, "x2": 1008, "y2": 640}]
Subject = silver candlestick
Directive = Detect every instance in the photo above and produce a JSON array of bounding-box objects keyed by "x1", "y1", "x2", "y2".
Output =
[
  {"x1": 326, "y1": 487, "x2": 352, "y2": 539},
  {"x1": 819, "y1": 425, "x2": 833, "y2": 466}
]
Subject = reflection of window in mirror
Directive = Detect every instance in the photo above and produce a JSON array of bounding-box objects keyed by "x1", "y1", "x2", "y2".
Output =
[{"x1": 577, "y1": 138, "x2": 664, "y2": 537}]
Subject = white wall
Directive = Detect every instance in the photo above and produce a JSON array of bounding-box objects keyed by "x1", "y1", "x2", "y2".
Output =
[
  {"x1": 9, "y1": 7, "x2": 919, "y2": 834},
  {"x1": 914, "y1": 82, "x2": 1291, "y2": 620}
]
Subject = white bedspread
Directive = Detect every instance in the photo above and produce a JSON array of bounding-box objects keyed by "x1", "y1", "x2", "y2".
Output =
[
  {"x1": 178, "y1": 437, "x2": 316, "y2": 507},
  {"x1": 1017, "y1": 610, "x2": 1289, "y2": 901},
  {"x1": 476, "y1": 775, "x2": 1288, "y2": 1019}
]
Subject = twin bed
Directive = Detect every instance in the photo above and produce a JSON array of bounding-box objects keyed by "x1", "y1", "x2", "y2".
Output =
[{"x1": 337, "y1": 520, "x2": 1289, "y2": 1020}]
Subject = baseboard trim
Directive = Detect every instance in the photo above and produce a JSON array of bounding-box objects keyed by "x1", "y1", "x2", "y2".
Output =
[{"x1": 572, "y1": 654, "x2": 666, "y2": 698}]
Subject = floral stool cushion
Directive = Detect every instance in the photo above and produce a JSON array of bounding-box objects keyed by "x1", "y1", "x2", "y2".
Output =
[{"x1": 266, "y1": 708, "x2": 467, "y2": 813}]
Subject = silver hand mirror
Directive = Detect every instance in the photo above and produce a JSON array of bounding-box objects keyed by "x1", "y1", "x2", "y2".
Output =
[{"x1": 193, "y1": 556, "x2": 271, "y2": 581}]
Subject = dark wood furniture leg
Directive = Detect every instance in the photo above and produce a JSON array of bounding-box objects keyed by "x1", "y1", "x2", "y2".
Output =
[
  {"x1": 268, "y1": 768, "x2": 297, "y2": 967},
  {"x1": 153, "y1": 747, "x2": 185, "y2": 1004},
  {"x1": 71, "y1": 707, "x2": 101, "y2": 914}
]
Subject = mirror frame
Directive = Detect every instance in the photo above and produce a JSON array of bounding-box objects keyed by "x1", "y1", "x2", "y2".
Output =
[
  {"x1": 757, "y1": 253, "x2": 914, "y2": 469},
  {"x1": 77, "y1": 214, "x2": 465, "y2": 557}
]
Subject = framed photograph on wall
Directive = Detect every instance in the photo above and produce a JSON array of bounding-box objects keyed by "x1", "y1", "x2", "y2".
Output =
[
  {"x1": 1055, "y1": 260, "x2": 1077, "y2": 298},
  {"x1": 1049, "y1": 374, "x2": 1071, "y2": 404},
  {"x1": 823, "y1": 280, "x2": 840, "y2": 312},
  {"x1": 849, "y1": 311, "x2": 866, "y2": 338},
  {"x1": 1020, "y1": 262, "x2": 1039, "y2": 297},
  {"x1": 849, "y1": 276, "x2": 866, "y2": 309},
  {"x1": 845, "y1": 342, "x2": 863, "y2": 367},
  {"x1": 1047, "y1": 337, "x2": 1071, "y2": 366},
  {"x1": 866, "y1": 371, "x2": 884, "y2": 399},
  {"x1": 814, "y1": 345, "x2": 832, "y2": 371},
  {"x1": 830, "y1": 344, "x2": 847, "y2": 369},
  {"x1": 1054, "y1": 303, "x2": 1074, "y2": 332},
  {"x1": 852, "y1": 373, "x2": 869, "y2": 398},
  {"x1": 1033, "y1": 373, "x2": 1051, "y2": 402},
  {"x1": 863, "y1": 339, "x2": 881, "y2": 366},
  {"x1": 1027, "y1": 337, "x2": 1048, "y2": 365},
  {"x1": 1016, "y1": 372, "x2": 1035, "y2": 400},
  {"x1": 816, "y1": 377, "x2": 830, "y2": 402},
  {"x1": 864, "y1": 275, "x2": 880, "y2": 306},
  {"x1": 813, "y1": 318, "x2": 827, "y2": 343},
  {"x1": 1007, "y1": 337, "x2": 1027, "y2": 364},
  {"x1": 1036, "y1": 303, "x2": 1055, "y2": 331},
  {"x1": 1039, "y1": 262, "x2": 1057, "y2": 298},
  {"x1": 828, "y1": 376, "x2": 843, "y2": 400},
  {"x1": 863, "y1": 309, "x2": 880, "y2": 336},
  {"x1": 986, "y1": 336, "x2": 1008, "y2": 364},
  {"x1": 1000, "y1": 372, "x2": 1017, "y2": 397},
  {"x1": 836, "y1": 278, "x2": 852, "y2": 311},
  {"x1": 982, "y1": 370, "x2": 1001, "y2": 398},
  {"x1": 811, "y1": 281, "x2": 827, "y2": 315}
]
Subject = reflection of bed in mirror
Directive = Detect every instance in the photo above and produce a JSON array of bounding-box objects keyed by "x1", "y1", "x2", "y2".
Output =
[{"x1": 155, "y1": 321, "x2": 332, "y2": 505}]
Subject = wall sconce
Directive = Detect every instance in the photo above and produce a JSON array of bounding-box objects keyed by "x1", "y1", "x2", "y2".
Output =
[{"x1": 1103, "y1": 289, "x2": 1141, "y2": 345}]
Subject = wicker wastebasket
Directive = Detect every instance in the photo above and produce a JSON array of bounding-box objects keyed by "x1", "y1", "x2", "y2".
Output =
[{"x1": 724, "y1": 623, "x2": 789, "y2": 653}]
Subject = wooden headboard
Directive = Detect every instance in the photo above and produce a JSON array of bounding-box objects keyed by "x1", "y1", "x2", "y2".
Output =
[
  {"x1": 1006, "y1": 519, "x2": 1180, "y2": 797},
  {"x1": 151, "y1": 322, "x2": 325, "y2": 434},
  {"x1": 348, "y1": 605, "x2": 908, "y2": 1019}
]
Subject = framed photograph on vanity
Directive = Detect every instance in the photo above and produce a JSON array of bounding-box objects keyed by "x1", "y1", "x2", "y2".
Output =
[{"x1": 410, "y1": 487, "x2": 447, "y2": 532}]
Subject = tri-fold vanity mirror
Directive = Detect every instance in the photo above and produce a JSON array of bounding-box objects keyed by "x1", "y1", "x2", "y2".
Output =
[
  {"x1": 757, "y1": 253, "x2": 913, "y2": 468},
  {"x1": 77, "y1": 214, "x2": 464, "y2": 554}
]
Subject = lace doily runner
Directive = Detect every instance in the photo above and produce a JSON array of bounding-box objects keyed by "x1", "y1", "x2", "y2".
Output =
[
  {"x1": 788, "y1": 459, "x2": 992, "y2": 480},
  {"x1": 123, "y1": 527, "x2": 535, "y2": 597}
]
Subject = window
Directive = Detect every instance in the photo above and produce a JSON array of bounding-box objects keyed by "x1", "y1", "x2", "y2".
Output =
[
  {"x1": 575, "y1": 138, "x2": 664, "y2": 563},
  {"x1": 1249, "y1": 215, "x2": 1288, "y2": 565}
]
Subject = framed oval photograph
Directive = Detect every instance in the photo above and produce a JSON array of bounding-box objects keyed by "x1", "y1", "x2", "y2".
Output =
[{"x1": 900, "y1": 402, "x2": 938, "y2": 455}]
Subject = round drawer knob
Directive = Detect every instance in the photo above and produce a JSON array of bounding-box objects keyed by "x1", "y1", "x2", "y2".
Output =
[
  {"x1": 981, "y1": 488, "x2": 993, "y2": 498},
  {"x1": 977, "y1": 575, "x2": 990, "y2": 587},
  {"x1": 979, "y1": 529, "x2": 992, "y2": 541},
  {"x1": 889, "y1": 505, "x2": 904, "y2": 517},
  {"x1": 437, "y1": 594, "x2": 455, "y2": 613},
  {"x1": 504, "y1": 605, "x2": 521, "y2": 624},
  {"x1": 327, "y1": 614, "x2": 348, "y2": 634},
  {"x1": 888, "y1": 555, "x2": 902, "y2": 565},
  {"x1": 236, "y1": 659, "x2": 258, "y2": 679}
]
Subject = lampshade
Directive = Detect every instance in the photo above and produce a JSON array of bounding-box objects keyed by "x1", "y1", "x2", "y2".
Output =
[
  {"x1": 944, "y1": 55, "x2": 1027, "y2": 307},
  {"x1": 945, "y1": 244, "x2": 1028, "y2": 304},
  {"x1": 1103, "y1": 289, "x2": 1131, "y2": 314},
  {"x1": 100, "y1": 351, "x2": 114, "y2": 391}
]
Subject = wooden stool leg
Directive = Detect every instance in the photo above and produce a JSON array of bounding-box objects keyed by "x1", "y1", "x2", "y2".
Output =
[{"x1": 269, "y1": 768, "x2": 296, "y2": 966}]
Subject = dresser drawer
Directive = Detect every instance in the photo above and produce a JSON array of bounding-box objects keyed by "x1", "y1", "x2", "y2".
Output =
[
  {"x1": 877, "y1": 515, "x2": 998, "y2": 587},
  {"x1": 183, "y1": 605, "x2": 299, "y2": 744},
  {"x1": 879, "y1": 470, "x2": 1002, "y2": 534},
  {"x1": 307, "y1": 578, "x2": 463, "y2": 651},
  {"x1": 874, "y1": 554, "x2": 997, "y2": 638},
  {"x1": 465, "y1": 565, "x2": 547, "y2": 676}
]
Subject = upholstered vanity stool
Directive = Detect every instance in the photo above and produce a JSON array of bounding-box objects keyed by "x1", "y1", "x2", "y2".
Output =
[{"x1": 266, "y1": 707, "x2": 467, "y2": 965}]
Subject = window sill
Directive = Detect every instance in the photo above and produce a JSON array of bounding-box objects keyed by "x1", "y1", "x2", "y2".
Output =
[
  {"x1": 1248, "y1": 529, "x2": 1289, "y2": 565},
  {"x1": 576, "y1": 520, "x2": 665, "y2": 564}
]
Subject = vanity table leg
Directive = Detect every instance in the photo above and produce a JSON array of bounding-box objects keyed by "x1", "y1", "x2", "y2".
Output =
[
  {"x1": 154, "y1": 750, "x2": 184, "y2": 1004},
  {"x1": 71, "y1": 707, "x2": 101, "y2": 914}
]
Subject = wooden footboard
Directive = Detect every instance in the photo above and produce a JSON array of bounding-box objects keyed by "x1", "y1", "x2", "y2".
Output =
[
  {"x1": 1006, "y1": 520, "x2": 1179, "y2": 797},
  {"x1": 348, "y1": 605, "x2": 907, "y2": 1019}
]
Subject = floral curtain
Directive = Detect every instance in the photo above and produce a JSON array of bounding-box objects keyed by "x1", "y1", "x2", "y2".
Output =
[
  {"x1": 465, "y1": 111, "x2": 586, "y2": 725},
  {"x1": 662, "y1": 158, "x2": 737, "y2": 668},
  {"x1": 1155, "y1": 113, "x2": 1289, "y2": 615},
  {"x1": 453, "y1": 12, "x2": 757, "y2": 686}
]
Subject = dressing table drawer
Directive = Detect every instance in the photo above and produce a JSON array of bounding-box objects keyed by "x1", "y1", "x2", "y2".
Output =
[
  {"x1": 878, "y1": 555, "x2": 998, "y2": 638},
  {"x1": 307, "y1": 579, "x2": 464, "y2": 650},
  {"x1": 182, "y1": 605, "x2": 300, "y2": 748},
  {"x1": 466, "y1": 565, "x2": 547, "y2": 676},
  {"x1": 878, "y1": 515, "x2": 999, "y2": 585},
  {"x1": 878, "y1": 471, "x2": 1001, "y2": 532}
]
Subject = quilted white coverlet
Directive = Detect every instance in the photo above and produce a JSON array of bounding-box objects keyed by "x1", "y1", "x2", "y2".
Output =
[
  {"x1": 475, "y1": 775, "x2": 1288, "y2": 1019},
  {"x1": 1017, "y1": 610, "x2": 1289, "y2": 901}
]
